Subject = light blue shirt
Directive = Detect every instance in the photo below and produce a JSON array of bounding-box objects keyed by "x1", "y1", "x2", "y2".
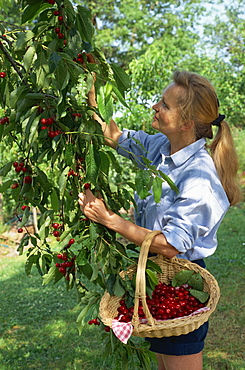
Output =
[{"x1": 117, "y1": 129, "x2": 230, "y2": 261}]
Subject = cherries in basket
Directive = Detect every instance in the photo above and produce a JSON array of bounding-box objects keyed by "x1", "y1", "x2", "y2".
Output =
[{"x1": 115, "y1": 282, "x2": 205, "y2": 323}]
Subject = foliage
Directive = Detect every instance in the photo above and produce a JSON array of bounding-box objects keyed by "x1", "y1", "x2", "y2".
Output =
[
  {"x1": 86, "y1": 0, "x2": 206, "y2": 68},
  {"x1": 0, "y1": 0, "x2": 177, "y2": 367}
]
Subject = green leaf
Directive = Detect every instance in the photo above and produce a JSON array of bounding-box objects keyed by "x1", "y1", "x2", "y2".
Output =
[
  {"x1": 0, "y1": 161, "x2": 12, "y2": 176},
  {"x1": 152, "y1": 176, "x2": 163, "y2": 203},
  {"x1": 171, "y1": 270, "x2": 194, "y2": 287},
  {"x1": 22, "y1": 3, "x2": 49, "y2": 24},
  {"x1": 99, "y1": 150, "x2": 110, "y2": 175},
  {"x1": 146, "y1": 269, "x2": 158, "y2": 289},
  {"x1": 42, "y1": 266, "x2": 57, "y2": 285},
  {"x1": 189, "y1": 289, "x2": 209, "y2": 303},
  {"x1": 97, "y1": 83, "x2": 114, "y2": 122},
  {"x1": 23, "y1": 45, "x2": 37, "y2": 73},
  {"x1": 110, "y1": 63, "x2": 131, "y2": 95},
  {"x1": 76, "y1": 6, "x2": 94, "y2": 42},
  {"x1": 188, "y1": 272, "x2": 204, "y2": 291},
  {"x1": 55, "y1": 59, "x2": 70, "y2": 90},
  {"x1": 64, "y1": 143, "x2": 75, "y2": 167},
  {"x1": 146, "y1": 259, "x2": 162, "y2": 273},
  {"x1": 34, "y1": 50, "x2": 50, "y2": 89},
  {"x1": 15, "y1": 30, "x2": 34, "y2": 49},
  {"x1": 0, "y1": 179, "x2": 12, "y2": 192},
  {"x1": 85, "y1": 143, "x2": 99, "y2": 185},
  {"x1": 114, "y1": 276, "x2": 125, "y2": 297},
  {"x1": 89, "y1": 222, "x2": 97, "y2": 241},
  {"x1": 135, "y1": 169, "x2": 152, "y2": 199},
  {"x1": 49, "y1": 52, "x2": 62, "y2": 74},
  {"x1": 37, "y1": 168, "x2": 52, "y2": 193},
  {"x1": 106, "y1": 274, "x2": 116, "y2": 295},
  {"x1": 111, "y1": 84, "x2": 129, "y2": 109},
  {"x1": 50, "y1": 188, "x2": 59, "y2": 211},
  {"x1": 158, "y1": 169, "x2": 179, "y2": 194},
  {"x1": 58, "y1": 166, "x2": 69, "y2": 198}
]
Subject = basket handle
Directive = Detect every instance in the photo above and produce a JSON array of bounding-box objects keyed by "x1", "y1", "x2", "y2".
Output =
[{"x1": 132, "y1": 230, "x2": 162, "y2": 331}]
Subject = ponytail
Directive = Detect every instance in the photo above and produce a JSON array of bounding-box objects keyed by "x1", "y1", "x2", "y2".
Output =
[{"x1": 208, "y1": 120, "x2": 243, "y2": 206}]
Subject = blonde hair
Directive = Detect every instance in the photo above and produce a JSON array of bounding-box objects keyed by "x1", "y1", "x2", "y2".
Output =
[{"x1": 173, "y1": 70, "x2": 243, "y2": 206}]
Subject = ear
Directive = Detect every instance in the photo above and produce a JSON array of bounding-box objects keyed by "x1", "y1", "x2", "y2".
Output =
[{"x1": 181, "y1": 120, "x2": 194, "y2": 131}]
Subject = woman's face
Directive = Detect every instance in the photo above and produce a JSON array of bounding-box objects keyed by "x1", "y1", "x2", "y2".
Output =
[{"x1": 152, "y1": 83, "x2": 184, "y2": 136}]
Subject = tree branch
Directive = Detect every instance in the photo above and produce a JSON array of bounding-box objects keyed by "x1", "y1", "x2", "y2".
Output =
[{"x1": 0, "y1": 42, "x2": 30, "y2": 87}]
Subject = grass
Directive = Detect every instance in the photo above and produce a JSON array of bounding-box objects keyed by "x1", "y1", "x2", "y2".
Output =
[{"x1": 0, "y1": 204, "x2": 245, "y2": 370}]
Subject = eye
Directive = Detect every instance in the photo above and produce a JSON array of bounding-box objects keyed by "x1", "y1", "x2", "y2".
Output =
[{"x1": 162, "y1": 100, "x2": 168, "y2": 109}]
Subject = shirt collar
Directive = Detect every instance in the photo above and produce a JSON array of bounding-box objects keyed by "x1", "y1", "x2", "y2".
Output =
[{"x1": 161, "y1": 138, "x2": 206, "y2": 166}]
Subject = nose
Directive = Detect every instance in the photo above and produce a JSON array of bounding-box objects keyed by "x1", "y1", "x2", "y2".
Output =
[{"x1": 152, "y1": 102, "x2": 159, "y2": 111}]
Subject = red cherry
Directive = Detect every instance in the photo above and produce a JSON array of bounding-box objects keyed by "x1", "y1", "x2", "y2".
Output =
[
  {"x1": 40, "y1": 118, "x2": 47, "y2": 124},
  {"x1": 21, "y1": 205, "x2": 30, "y2": 211},
  {"x1": 54, "y1": 27, "x2": 60, "y2": 34},
  {"x1": 84, "y1": 183, "x2": 91, "y2": 190},
  {"x1": 55, "y1": 262, "x2": 60, "y2": 267},
  {"x1": 58, "y1": 32, "x2": 64, "y2": 39},
  {"x1": 104, "y1": 326, "x2": 110, "y2": 332},
  {"x1": 47, "y1": 0, "x2": 55, "y2": 4},
  {"x1": 53, "y1": 10, "x2": 60, "y2": 15},
  {"x1": 0, "y1": 116, "x2": 9, "y2": 124},
  {"x1": 48, "y1": 131, "x2": 56, "y2": 138},
  {"x1": 52, "y1": 223, "x2": 60, "y2": 229},
  {"x1": 58, "y1": 16, "x2": 63, "y2": 22},
  {"x1": 11, "y1": 183, "x2": 19, "y2": 189},
  {"x1": 41, "y1": 126, "x2": 48, "y2": 130},
  {"x1": 0, "y1": 72, "x2": 6, "y2": 78},
  {"x1": 68, "y1": 238, "x2": 75, "y2": 245},
  {"x1": 24, "y1": 176, "x2": 32, "y2": 184},
  {"x1": 18, "y1": 228, "x2": 23, "y2": 233},
  {"x1": 46, "y1": 117, "x2": 54, "y2": 125},
  {"x1": 59, "y1": 266, "x2": 66, "y2": 274},
  {"x1": 13, "y1": 162, "x2": 18, "y2": 167},
  {"x1": 53, "y1": 230, "x2": 60, "y2": 237}
]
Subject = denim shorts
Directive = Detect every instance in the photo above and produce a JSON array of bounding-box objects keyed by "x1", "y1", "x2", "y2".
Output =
[{"x1": 145, "y1": 259, "x2": 209, "y2": 356}]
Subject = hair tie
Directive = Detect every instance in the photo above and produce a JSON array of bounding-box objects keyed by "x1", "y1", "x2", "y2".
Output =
[{"x1": 211, "y1": 114, "x2": 225, "y2": 127}]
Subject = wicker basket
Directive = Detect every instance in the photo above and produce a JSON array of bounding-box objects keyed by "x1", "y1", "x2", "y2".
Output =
[{"x1": 99, "y1": 230, "x2": 220, "y2": 337}]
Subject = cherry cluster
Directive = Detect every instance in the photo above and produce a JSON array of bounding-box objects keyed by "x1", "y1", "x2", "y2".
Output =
[
  {"x1": 73, "y1": 52, "x2": 96, "y2": 67},
  {"x1": 55, "y1": 252, "x2": 75, "y2": 279},
  {"x1": 88, "y1": 318, "x2": 100, "y2": 325},
  {"x1": 115, "y1": 283, "x2": 205, "y2": 323},
  {"x1": 67, "y1": 169, "x2": 78, "y2": 177},
  {"x1": 11, "y1": 162, "x2": 32, "y2": 190},
  {"x1": 0, "y1": 116, "x2": 9, "y2": 124},
  {"x1": 88, "y1": 318, "x2": 110, "y2": 332},
  {"x1": 39, "y1": 117, "x2": 62, "y2": 138},
  {"x1": 13, "y1": 161, "x2": 28, "y2": 173}
]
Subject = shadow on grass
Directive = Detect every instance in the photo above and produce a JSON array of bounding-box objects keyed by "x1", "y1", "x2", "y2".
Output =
[{"x1": 0, "y1": 256, "x2": 111, "y2": 370}]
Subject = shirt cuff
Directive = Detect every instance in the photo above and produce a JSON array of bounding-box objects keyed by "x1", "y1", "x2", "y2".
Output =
[{"x1": 163, "y1": 228, "x2": 190, "y2": 254}]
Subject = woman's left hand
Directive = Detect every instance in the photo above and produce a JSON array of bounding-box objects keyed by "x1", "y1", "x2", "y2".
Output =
[{"x1": 78, "y1": 189, "x2": 113, "y2": 226}]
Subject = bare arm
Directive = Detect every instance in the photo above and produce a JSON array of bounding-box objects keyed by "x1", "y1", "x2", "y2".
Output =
[
  {"x1": 78, "y1": 190, "x2": 179, "y2": 259},
  {"x1": 87, "y1": 79, "x2": 122, "y2": 149}
]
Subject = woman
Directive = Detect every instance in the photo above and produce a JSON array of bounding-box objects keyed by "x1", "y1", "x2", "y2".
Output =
[{"x1": 78, "y1": 71, "x2": 242, "y2": 370}]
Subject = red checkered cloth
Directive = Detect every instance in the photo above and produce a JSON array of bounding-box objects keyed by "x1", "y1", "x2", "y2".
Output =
[
  {"x1": 111, "y1": 307, "x2": 210, "y2": 344},
  {"x1": 112, "y1": 317, "x2": 133, "y2": 344}
]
